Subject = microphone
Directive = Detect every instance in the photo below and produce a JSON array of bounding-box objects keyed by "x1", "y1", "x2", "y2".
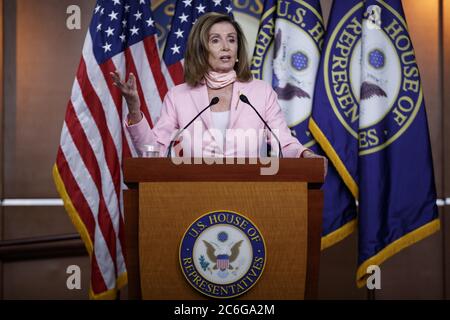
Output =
[
  {"x1": 239, "y1": 94, "x2": 284, "y2": 158},
  {"x1": 166, "y1": 97, "x2": 220, "y2": 158}
]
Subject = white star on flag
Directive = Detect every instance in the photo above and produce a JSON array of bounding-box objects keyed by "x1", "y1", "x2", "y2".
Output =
[
  {"x1": 124, "y1": 5, "x2": 130, "y2": 12},
  {"x1": 174, "y1": 28, "x2": 184, "y2": 39},
  {"x1": 130, "y1": 25, "x2": 139, "y2": 35},
  {"x1": 171, "y1": 44, "x2": 181, "y2": 55},
  {"x1": 134, "y1": 10, "x2": 142, "y2": 21},
  {"x1": 96, "y1": 23, "x2": 102, "y2": 31},
  {"x1": 105, "y1": 26, "x2": 115, "y2": 37},
  {"x1": 108, "y1": 11, "x2": 118, "y2": 21},
  {"x1": 179, "y1": 13, "x2": 189, "y2": 23},
  {"x1": 226, "y1": 5, "x2": 232, "y2": 13},
  {"x1": 119, "y1": 33, "x2": 126, "y2": 42},
  {"x1": 146, "y1": 17, "x2": 154, "y2": 27},
  {"x1": 102, "y1": 42, "x2": 112, "y2": 52},
  {"x1": 112, "y1": 0, "x2": 121, "y2": 5},
  {"x1": 94, "y1": 5, "x2": 101, "y2": 13},
  {"x1": 183, "y1": 0, "x2": 193, "y2": 7},
  {"x1": 196, "y1": 4, "x2": 206, "y2": 14},
  {"x1": 213, "y1": 0, "x2": 222, "y2": 6}
]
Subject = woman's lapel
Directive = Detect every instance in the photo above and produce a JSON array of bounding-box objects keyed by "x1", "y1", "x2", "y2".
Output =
[
  {"x1": 189, "y1": 82, "x2": 213, "y2": 130},
  {"x1": 228, "y1": 81, "x2": 246, "y2": 129}
]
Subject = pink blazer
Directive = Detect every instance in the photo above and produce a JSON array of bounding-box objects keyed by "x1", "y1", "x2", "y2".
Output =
[{"x1": 126, "y1": 79, "x2": 307, "y2": 158}]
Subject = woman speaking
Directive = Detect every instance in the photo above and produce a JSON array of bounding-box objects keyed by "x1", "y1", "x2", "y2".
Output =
[{"x1": 112, "y1": 12, "x2": 324, "y2": 163}]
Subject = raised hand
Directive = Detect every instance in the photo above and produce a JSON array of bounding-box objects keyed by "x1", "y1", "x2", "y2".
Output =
[{"x1": 110, "y1": 71, "x2": 142, "y2": 124}]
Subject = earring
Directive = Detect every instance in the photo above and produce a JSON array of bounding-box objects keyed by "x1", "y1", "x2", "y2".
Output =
[{"x1": 236, "y1": 58, "x2": 239, "y2": 62}]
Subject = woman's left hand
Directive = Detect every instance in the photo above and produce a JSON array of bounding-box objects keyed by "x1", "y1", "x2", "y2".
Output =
[{"x1": 302, "y1": 150, "x2": 328, "y2": 178}]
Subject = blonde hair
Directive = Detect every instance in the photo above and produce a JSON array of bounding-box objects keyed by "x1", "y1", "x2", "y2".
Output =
[{"x1": 184, "y1": 12, "x2": 252, "y2": 87}]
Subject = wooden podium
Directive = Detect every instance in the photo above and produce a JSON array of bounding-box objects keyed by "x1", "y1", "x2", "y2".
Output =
[{"x1": 123, "y1": 158, "x2": 323, "y2": 300}]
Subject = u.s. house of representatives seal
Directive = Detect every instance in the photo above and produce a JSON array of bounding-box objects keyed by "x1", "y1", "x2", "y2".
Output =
[
  {"x1": 251, "y1": 0, "x2": 324, "y2": 148},
  {"x1": 179, "y1": 210, "x2": 266, "y2": 299},
  {"x1": 324, "y1": 0, "x2": 423, "y2": 155}
]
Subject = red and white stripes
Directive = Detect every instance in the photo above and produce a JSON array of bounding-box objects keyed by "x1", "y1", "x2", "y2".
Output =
[{"x1": 54, "y1": 30, "x2": 170, "y2": 299}]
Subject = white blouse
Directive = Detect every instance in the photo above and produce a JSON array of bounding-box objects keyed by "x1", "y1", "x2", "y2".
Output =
[{"x1": 210, "y1": 110, "x2": 230, "y2": 141}]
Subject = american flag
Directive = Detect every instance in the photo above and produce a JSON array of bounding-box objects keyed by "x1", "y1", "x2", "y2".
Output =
[
  {"x1": 162, "y1": 0, "x2": 233, "y2": 85},
  {"x1": 53, "y1": 0, "x2": 170, "y2": 299}
]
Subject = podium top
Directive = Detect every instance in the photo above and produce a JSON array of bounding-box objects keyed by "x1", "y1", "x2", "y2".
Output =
[{"x1": 123, "y1": 158, "x2": 324, "y2": 185}]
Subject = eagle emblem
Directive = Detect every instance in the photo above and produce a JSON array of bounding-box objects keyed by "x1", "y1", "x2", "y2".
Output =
[
  {"x1": 360, "y1": 81, "x2": 388, "y2": 100},
  {"x1": 203, "y1": 239, "x2": 243, "y2": 271},
  {"x1": 273, "y1": 28, "x2": 311, "y2": 101}
]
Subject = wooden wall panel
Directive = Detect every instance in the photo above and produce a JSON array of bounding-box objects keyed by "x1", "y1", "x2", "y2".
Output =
[
  {"x1": 3, "y1": 256, "x2": 90, "y2": 299},
  {"x1": 376, "y1": 229, "x2": 443, "y2": 299},
  {"x1": 4, "y1": 0, "x2": 94, "y2": 198},
  {"x1": 3, "y1": 207, "x2": 76, "y2": 240},
  {"x1": 319, "y1": 234, "x2": 367, "y2": 299},
  {"x1": 402, "y1": 0, "x2": 443, "y2": 193},
  {"x1": 320, "y1": 0, "x2": 332, "y2": 26},
  {"x1": 1, "y1": 0, "x2": 94, "y2": 300}
]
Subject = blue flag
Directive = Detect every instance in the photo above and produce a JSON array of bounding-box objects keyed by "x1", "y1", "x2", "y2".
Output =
[
  {"x1": 310, "y1": 0, "x2": 361, "y2": 202},
  {"x1": 356, "y1": 0, "x2": 440, "y2": 286},
  {"x1": 318, "y1": 152, "x2": 358, "y2": 248},
  {"x1": 311, "y1": 0, "x2": 440, "y2": 286},
  {"x1": 251, "y1": 0, "x2": 323, "y2": 147},
  {"x1": 252, "y1": 0, "x2": 357, "y2": 248}
]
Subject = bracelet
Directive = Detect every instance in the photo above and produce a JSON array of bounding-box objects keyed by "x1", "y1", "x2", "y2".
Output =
[{"x1": 127, "y1": 112, "x2": 141, "y2": 125}]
